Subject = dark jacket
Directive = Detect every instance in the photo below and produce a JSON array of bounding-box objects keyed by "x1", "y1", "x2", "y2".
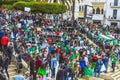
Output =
[
  {"x1": 0, "y1": 56, "x2": 3, "y2": 67},
  {"x1": 56, "y1": 69, "x2": 65, "y2": 80},
  {"x1": 30, "y1": 59, "x2": 35, "y2": 70},
  {"x1": 3, "y1": 57, "x2": 9, "y2": 68}
]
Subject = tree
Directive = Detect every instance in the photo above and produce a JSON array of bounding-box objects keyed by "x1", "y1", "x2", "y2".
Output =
[
  {"x1": 42, "y1": 0, "x2": 75, "y2": 20},
  {"x1": 13, "y1": 1, "x2": 67, "y2": 14}
]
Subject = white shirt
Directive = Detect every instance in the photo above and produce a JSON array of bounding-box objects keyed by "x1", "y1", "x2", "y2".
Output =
[
  {"x1": 84, "y1": 56, "x2": 89, "y2": 65},
  {"x1": 17, "y1": 23, "x2": 21, "y2": 28}
]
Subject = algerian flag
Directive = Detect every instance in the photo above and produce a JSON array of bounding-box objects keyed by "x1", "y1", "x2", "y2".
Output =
[{"x1": 84, "y1": 67, "x2": 93, "y2": 76}]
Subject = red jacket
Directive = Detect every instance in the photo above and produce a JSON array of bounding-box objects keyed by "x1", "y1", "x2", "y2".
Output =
[
  {"x1": 1, "y1": 36, "x2": 9, "y2": 46},
  {"x1": 36, "y1": 59, "x2": 42, "y2": 69},
  {"x1": 56, "y1": 48, "x2": 61, "y2": 54},
  {"x1": 56, "y1": 32, "x2": 60, "y2": 36}
]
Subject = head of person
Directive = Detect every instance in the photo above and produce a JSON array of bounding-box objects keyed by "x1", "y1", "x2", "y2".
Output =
[
  {"x1": 4, "y1": 53, "x2": 8, "y2": 57},
  {"x1": 17, "y1": 69, "x2": 21, "y2": 74}
]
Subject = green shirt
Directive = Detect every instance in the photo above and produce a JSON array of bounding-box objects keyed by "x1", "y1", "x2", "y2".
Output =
[
  {"x1": 72, "y1": 48, "x2": 77, "y2": 53},
  {"x1": 112, "y1": 56, "x2": 117, "y2": 64}
]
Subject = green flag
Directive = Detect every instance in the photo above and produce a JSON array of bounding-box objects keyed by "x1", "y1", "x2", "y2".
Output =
[
  {"x1": 84, "y1": 66, "x2": 93, "y2": 76},
  {"x1": 37, "y1": 67, "x2": 47, "y2": 76}
]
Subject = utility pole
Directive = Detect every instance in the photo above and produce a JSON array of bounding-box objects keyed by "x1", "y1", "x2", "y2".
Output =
[
  {"x1": 72, "y1": 0, "x2": 75, "y2": 21},
  {"x1": 61, "y1": 0, "x2": 64, "y2": 19}
]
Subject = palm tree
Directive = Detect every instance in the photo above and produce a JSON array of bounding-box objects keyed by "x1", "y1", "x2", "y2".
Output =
[{"x1": 56, "y1": 0, "x2": 75, "y2": 20}]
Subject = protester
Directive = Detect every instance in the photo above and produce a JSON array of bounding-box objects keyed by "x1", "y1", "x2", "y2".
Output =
[
  {"x1": 56, "y1": 65, "x2": 65, "y2": 80},
  {"x1": 30, "y1": 57, "x2": 35, "y2": 80},
  {"x1": 13, "y1": 70, "x2": 25, "y2": 80},
  {"x1": 51, "y1": 55, "x2": 57, "y2": 78},
  {"x1": 2, "y1": 53, "x2": 10, "y2": 80},
  {"x1": 94, "y1": 56, "x2": 103, "y2": 78},
  {"x1": 111, "y1": 54, "x2": 117, "y2": 72},
  {"x1": 0, "y1": 9, "x2": 119, "y2": 79},
  {"x1": 102, "y1": 54, "x2": 109, "y2": 72},
  {"x1": 79, "y1": 56, "x2": 86, "y2": 77},
  {"x1": 1, "y1": 33, "x2": 9, "y2": 53},
  {"x1": 0, "y1": 69, "x2": 6, "y2": 80}
]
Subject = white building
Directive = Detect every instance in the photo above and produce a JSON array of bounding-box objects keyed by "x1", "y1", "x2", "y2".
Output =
[
  {"x1": 105, "y1": 0, "x2": 120, "y2": 26},
  {"x1": 91, "y1": 0, "x2": 106, "y2": 24},
  {"x1": 75, "y1": 0, "x2": 92, "y2": 22},
  {"x1": 74, "y1": 0, "x2": 106, "y2": 23}
]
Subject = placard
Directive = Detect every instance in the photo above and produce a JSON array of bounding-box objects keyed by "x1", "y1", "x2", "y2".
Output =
[
  {"x1": 24, "y1": 7, "x2": 31, "y2": 12},
  {"x1": 37, "y1": 28, "x2": 41, "y2": 31}
]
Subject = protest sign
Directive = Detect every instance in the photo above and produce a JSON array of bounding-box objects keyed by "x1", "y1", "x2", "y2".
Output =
[{"x1": 24, "y1": 7, "x2": 31, "y2": 12}]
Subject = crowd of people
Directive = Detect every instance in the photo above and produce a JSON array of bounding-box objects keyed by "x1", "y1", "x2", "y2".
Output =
[{"x1": 0, "y1": 9, "x2": 119, "y2": 80}]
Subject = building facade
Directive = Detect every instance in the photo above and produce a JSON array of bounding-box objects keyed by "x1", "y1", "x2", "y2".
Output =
[
  {"x1": 91, "y1": 0, "x2": 106, "y2": 24},
  {"x1": 77, "y1": 0, "x2": 92, "y2": 22},
  {"x1": 74, "y1": 0, "x2": 106, "y2": 23},
  {"x1": 105, "y1": 0, "x2": 120, "y2": 26}
]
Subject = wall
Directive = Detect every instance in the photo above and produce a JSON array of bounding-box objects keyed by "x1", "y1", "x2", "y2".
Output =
[
  {"x1": 105, "y1": 0, "x2": 120, "y2": 26},
  {"x1": 92, "y1": 14, "x2": 104, "y2": 20}
]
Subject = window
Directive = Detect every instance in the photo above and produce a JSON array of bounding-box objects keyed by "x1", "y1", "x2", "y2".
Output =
[
  {"x1": 79, "y1": 6, "x2": 81, "y2": 11},
  {"x1": 101, "y1": 9, "x2": 104, "y2": 14},
  {"x1": 96, "y1": 7, "x2": 100, "y2": 14},
  {"x1": 82, "y1": 6, "x2": 84, "y2": 12},
  {"x1": 113, "y1": 9, "x2": 117, "y2": 19},
  {"x1": 114, "y1": 0, "x2": 118, "y2": 6},
  {"x1": 93, "y1": 9, "x2": 95, "y2": 14},
  {"x1": 81, "y1": 0, "x2": 83, "y2": 2}
]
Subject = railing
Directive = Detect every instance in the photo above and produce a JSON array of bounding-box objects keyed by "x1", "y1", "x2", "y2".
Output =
[{"x1": 107, "y1": 17, "x2": 120, "y2": 21}]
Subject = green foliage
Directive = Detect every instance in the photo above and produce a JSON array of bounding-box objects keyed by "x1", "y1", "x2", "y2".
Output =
[
  {"x1": 19, "y1": 0, "x2": 34, "y2": 2},
  {"x1": 2, "y1": 5, "x2": 13, "y2": 10},
  {"x1": 0, "y1": 1, "x2": 17, "y2": 7},
  {"x1": 13, "y1": 1, "x2": 67, "y2": 14}
]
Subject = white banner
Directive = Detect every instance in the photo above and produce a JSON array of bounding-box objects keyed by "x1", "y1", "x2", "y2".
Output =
[{"x1": 24, "y1": 7, "x2": 31, "y2": 12}]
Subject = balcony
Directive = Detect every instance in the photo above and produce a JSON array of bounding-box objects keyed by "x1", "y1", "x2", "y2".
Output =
[
  {"x1": 110, "y1": 3, "x2": 120, "y2": 8},
  {"x1": 107, "y1": 16, "x2": 120, "y2": 21}
]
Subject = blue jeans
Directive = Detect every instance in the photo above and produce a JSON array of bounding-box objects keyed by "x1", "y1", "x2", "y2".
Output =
[
  {"x1": 104, "y1": 63, "x2": 108, "y2": 72},
  {"x1": 52, "y1": 68, "x2": 56, "y2": 78},
  {"x1": 2, "y1": 66, "x2": 9, "y2": 79},
  {"x1": 94, "y1": 69, "x2": 100, "y2": 77},
  {"x1": 56, "y1": 53, "x2": 59, "y2": 61}
]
